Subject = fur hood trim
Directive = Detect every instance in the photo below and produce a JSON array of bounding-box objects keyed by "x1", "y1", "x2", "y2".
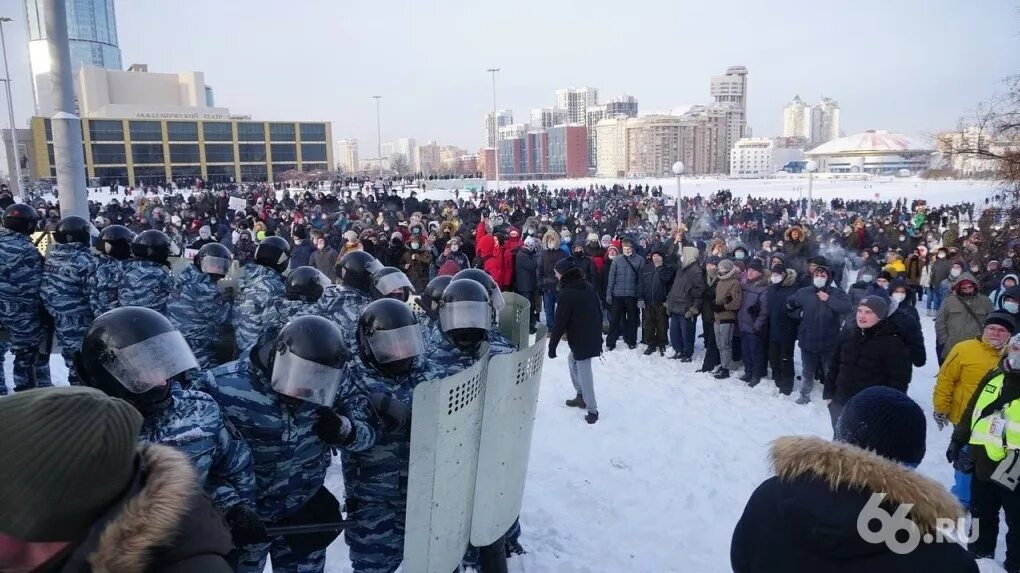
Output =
[
  {"x1": 784, "y1": 226, "x2": 809, "y2": 242},
  {"x1": 89, "y1": 445, "x2": 197, "y2": 573},
  {"x1": 782, "y1": 268, "x2": 798, "y2": 287},
  {"x1": 542, "y1": 229, "x2": 561, "y2": 245},
  {"x1": 770, "y1": 436, "x2": 962, "y2": 533}
]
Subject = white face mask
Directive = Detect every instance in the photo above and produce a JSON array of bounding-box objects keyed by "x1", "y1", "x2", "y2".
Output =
[
  {"x1": 1005, "y1": 302, "x2": 1020, "y2": 314},
  {"x1": 770, "y1": 274, "x2": 782, "y2": 284},
  {"x1": 950, "y1": 268, "x2": 962, "y2": 278},
  {"x1": 451, "y1": 244, "x2": 460, "y2": 252},
  {"x1": 813, "y1": 277, "x2": 827, "y2": 289},
  {"x1": 938, "y1": 253, "x2": 946, "y2": 259},
  {"x1": 411, "y1": 242, "x2": 420, "y2": 250},
  {"x1": 860, "y1": 274, "x2": 874, "y2": 283},
  {"x1": 891, "y1": 292, "x2": 906, "y2": 303}
]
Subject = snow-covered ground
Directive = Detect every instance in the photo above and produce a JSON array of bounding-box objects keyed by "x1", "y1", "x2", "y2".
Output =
[{"x1": 5, "y1": 177, "x2": 1008, "y2": 572}]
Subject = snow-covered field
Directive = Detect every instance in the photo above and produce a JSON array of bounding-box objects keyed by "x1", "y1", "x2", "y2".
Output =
[{"x1": 5, "y1": 177, "x2": 1008, "y2": 572}]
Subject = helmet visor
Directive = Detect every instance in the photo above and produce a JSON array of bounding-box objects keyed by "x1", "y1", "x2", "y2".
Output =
[
  {"x1": 440, "y1": 301, "x2": 491, "y2": 331},
  {"x1": 270, "y1": 351, "x2": 344, "y2": 407},
  {"x1": 490, "y1": 288, "x2": 506, "y2": 313},
  {"x1": 376, "y1": 271, "x2": 414, "y2": 296},
  {"x1": 104, "y1": 330, "x2": 199, "y2": 393},
  {"x1": 200, "y1": 256, "x2": 231, "y2": 276},
  {"x1": 366, "y1": 324, "x2": 425, "y2": 364}
]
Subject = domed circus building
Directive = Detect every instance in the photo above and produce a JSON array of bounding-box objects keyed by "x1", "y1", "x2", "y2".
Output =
[{"x1": 805, "y1": 130, "x2": 933, "y2": 174}]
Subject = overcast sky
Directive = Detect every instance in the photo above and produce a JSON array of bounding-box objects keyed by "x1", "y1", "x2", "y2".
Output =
[{"x1": 1, "y1": 0, "x2": 1018, "y2": 161}]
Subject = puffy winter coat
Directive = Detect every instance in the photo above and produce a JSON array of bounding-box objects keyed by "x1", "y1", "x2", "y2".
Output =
[
  {"x1": 665, "y1": 260, "x2": 705, "y2": 316},
  {"x1": 935, "y1": 273, "x2": 993, "y2": 354},
  {"x1": 731, "y1": 436, "x2": 977, "y2": 573},
  {"x1": 538, "y1": 231, "x2": 567, "y2": 293},
  {"x1": 514, "y1": 246, "x2": 539, "y2": 293},
  {"x1": 548, "y1": 267, "x2": 603, "y2": 360},
  {"x1": 48, "y1": 445, "x2": 235, "y2": 573},
  {"x1": 823, "y1": 319, "x2": 912, "y2": 404},
  {"x1": 738, "y1": 276, "x2": 770, "y2": 334},
  {"x1": 766, "y1": 269, "x2": 799, "y2": 343},
  {"x1": 712, "y1": 268, "x2": 742, "y2": 324},
  {"x1": 310, "y1": 246, "x2": 338, "y2": 281},
  {"x1": 289, "y1": 239, "x2": 315, "y2": 269},
  {"x1": 785, "y1": 284, "x2": 852, "y2": 352},
  {"x1": 606, "y1": 252, "x2": 644, "y2": 300},
  {"x1": 930, "y1": 257, "x2": 952, "y2": 288},
  {"x1": 482, "y1": 243, "x2": 514, "y2": 290},
  {"x1": 886, "y1": 304, "x2": 926, "y2": 372},
  {"x1": 934, "y1": 337, "x2": 1003, "y2": 424},
  {"x1": 638, "y1": 262, "x2": 675, "y2": 305},
  {"x1": 400, "y1": 248, "x2": 433, "y2": 293}
]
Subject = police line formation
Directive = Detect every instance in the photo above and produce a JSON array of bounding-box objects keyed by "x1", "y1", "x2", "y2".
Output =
[{"x1": 0, "y1": 179, "x2": 1019, "y2": 572}]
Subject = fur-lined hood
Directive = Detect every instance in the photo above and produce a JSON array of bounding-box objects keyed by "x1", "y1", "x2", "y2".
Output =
[
  {"x1": 542, "y1": 229, "x2": 561, "y2": 246},
  {"x1": 780, "y1": 268, "x2": 798, "y2": 288},
  {"x1": 85, "y1": 445, "x2": 230, "y2": 573},
  {"x1": 770, "y1": 436, "x2": 963, "y2": 534},
  {"x1": 784, "y1": 225, "x2": 809, "y2": 242}
]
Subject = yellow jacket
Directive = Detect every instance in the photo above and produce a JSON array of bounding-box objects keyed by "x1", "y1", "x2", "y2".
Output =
[
  {"x1": 933, "y1": 338, "x2": 1002, "y2": 424},
  {"x1": 883, "y1": 259, "x2": 907, "y2": 277}
]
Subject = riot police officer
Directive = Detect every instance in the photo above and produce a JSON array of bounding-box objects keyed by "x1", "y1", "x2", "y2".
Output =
[
  {"x1": 167, "y1": 242, "x2": 233, "y2": 370},
  {"x1": 87, "y1": 224, "x2": 134, "y2": 316},
  {"x1": 120, "y1": 229, "x2": 175, "y2": 314},
  {"x1": 41, "y1": 215, "x2": 95, "y2": 385},
  {"x1": 233, "y1": 236, "x2": 289, "y2": 352}
]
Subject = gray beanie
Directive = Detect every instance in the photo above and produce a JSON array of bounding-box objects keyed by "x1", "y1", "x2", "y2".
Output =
[
  {"x1": 0, "y1": 387, "x2": 142, "y2": 542},
  {"x1": 859, "y1": 295, "x2": 889, "y2": 320}
]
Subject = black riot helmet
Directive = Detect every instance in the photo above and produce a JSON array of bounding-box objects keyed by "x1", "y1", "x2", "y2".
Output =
[
  {"x1": 262, "y1": 315, "x2": 350, "y2": 406},
  {"x1": 419, "y1": 275, "x2": 453, "y2": 321},
  {"x1": 54, "y1": 215, "x2": 91, "y2": 245},
  {"x1": 97, "y1": 224, "x2": 135, "y2": 260},
  {"x1": 77, "y1": 306, "x2": 199, "y2": 417},
  {"x1": 2, "y1": 203, "x2": 38, "y2": 234},
  {"x1": 254, "y1": 235, "x2": 292, "y2": 273},
  {"x1": 285, "y1": 266, "x2": 331, "y2": 302},
  {"x1": 131, "y1": 229, "x2": 172, "y2": 265},
  {"x1": 372, "y1": 266, "x2": 413, "y2": 302},
  {"x1": 358, "y1": 299, "x2": 425, "y2": 378},
  {"x1": 193, "y1": 242, "x2": 232, "y2": 280},
  {"x1": 438, "y1": 279, "x2": 490, "y2": 354},
  {"x1": 452, "y1": 268, "x2": 506, "y2": 323},
  {"x1": 337, "y1": 250, "x2": 382, "y2": 294}
]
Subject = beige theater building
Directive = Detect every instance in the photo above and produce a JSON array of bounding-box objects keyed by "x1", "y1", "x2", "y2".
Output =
[{"x1": 22, "y1": 64, "x2": 332, "y2": 187}]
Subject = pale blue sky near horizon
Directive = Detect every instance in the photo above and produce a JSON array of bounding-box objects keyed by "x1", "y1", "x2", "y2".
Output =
[{"x1": 0, "y1": 0, "x2": 1018, "y2": 159}]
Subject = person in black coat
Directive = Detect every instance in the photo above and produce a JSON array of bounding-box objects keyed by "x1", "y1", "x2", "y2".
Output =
[
  {"x1": 823, "y1": 295, "x2": 913, "y2": 429},
  {"x1": 732, "y1": 387, "x2": 978, "y2": 573},
  {"x1": 766, "y1": 264, "x2": 799, "y2": 395},
  {"x1": 514, "y1": 238, "x2": 541, "y2": 333},
  {"x1": 887, "y1": 278, "x2": 927, "y2": 376},
  {"x1": 548, "y1": 258, "x2": 603, "y2": 424},
  {"x1": 638, "y1": 250, "x2": 676, "y2": 355}
]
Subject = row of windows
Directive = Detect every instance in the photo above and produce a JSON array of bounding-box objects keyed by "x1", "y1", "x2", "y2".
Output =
[
  {"x1": 51, "y1": 119, "x2": 328, "y2": 143},
  {"x1": 89, "y1": 161, "x2": 327, "y2": 184},
  {"x1": 86, "y1": 142, "x2": 327, "y2": 165}
]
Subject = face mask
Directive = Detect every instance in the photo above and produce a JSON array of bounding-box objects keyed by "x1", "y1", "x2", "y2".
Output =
[
  {"x1": 899, "y1": 236, "x2": 905, "y2": 241},
  {"x1": 813, "y1": 277, "x2": 827, "y2": 289},
  {"x1": 891, "y1": 292, "x2": 906, "y2": 303},
  {"x1": 860, "y1": 274, "x2": 874, "y2": 283},
  {"x1": 1005, "y1": 302, "x2": 1019, "y2": 314},
  {"x1": 950, "y1": 268, "x2": 962, "y2": 278},
  {"x1": 770, "y1": 274, "x2": 782, "y2": 284},
  {"x1": 451, "y1": 244, "x2": 460, "y2": 252},
  {"x1": 411, "y1": 242, "x2": 420, "y2": 250},
  {"x1": 971, "y1": 267, "x2": 980, "y2": 274},
  {"x1": 735, "y1": 252, "x2": 745, "y2": 260}
]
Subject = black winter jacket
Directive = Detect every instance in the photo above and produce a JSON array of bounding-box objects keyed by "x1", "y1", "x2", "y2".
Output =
[
  {"x1": 638, "y1": 263, "x2": 675, "y2": 305},
  {"x1": 538, "y1": 248, "x2": 567, "y2": 293},
  {"x1": 665, "y1": 261, "x2": 704, "y2": 315},
  {"x1": 732, "y1": 436, "x2": 977, "y2": 573},
  {"x1": 513, "y1": 247, "x2": 539, "y2": 293},
  {"x1": 887, "y1": 305, "x2": 926, "y2": 372},
  {"x1": 823, "y1": 319, "x2": 912, "y2": 404},
  {"x1": 766, "y1": 270, "x2": 799, "y2": 343},
  {"x1": 548, "y1": 268, "x2": 603, "y2": 360}
]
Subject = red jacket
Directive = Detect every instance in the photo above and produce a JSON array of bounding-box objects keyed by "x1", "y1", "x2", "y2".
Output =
[
  {"x1": 475, "y1": 222, "x2": 495, "y2": 260},
  {"x1": 483, "y1": 243, "x2": 514, "y2": 289}
]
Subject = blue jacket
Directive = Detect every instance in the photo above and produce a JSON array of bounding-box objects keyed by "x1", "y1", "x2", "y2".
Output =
[
  {"x1": 41, "y1": 242, "x2": 94, "y2": 321},
  {"x1": 139, "y1": 384, "x2": 257, "y2": 513},
  {"x1": 316, "y1": 285, "x2": 374, "y2": 350},
  {"x1": 87, "y1": 254, "x2": 126, "y2": 317},
  {"x1": 232, "y1": 264, "x2": 285, "y2": 352},
  {"x1": 513, "y1": 247, "x2": 539, "y2": 293},
  {"x1": 0, "y1": 229, "x2": 44, "y2": 307},
  {"x1": 785, "y1": 283, "x2": 852, "y2": 352},
  {"x1": 119, "y1": 259, "x2": 174, "y2": 315},
  {"x1": 199, "y1": 353, "x2": 377, "y2": 521},
  {"x1": 290, "y1": 240, "x2": 315, "y2": 269},
  {"x1": 607, "y1": 253, "x2": 644, "y2": 300},
  {"x1": 167, "y1": 266, "x2": 232, "y2": 368}
]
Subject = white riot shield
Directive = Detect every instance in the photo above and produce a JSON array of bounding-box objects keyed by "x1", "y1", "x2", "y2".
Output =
[
  {"x1": 497, "y1": 291, "x2": 531, "y2": 350},
  {"x1": 470, "y1": 325, "x2": 547, "y2": 545},
  {"x1": 403, "y1": 353, "x2": 490, "y2": 573}
]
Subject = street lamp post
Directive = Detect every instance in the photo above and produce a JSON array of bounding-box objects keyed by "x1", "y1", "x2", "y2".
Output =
[
  {"x1": 486, "y1": 68, "x2": 500, "y2": 193},
  {"x1": 805, "y1": 160, "x2": 818, "y2": 220},
  {"x1": 0, "y1": 17, "x2": 24, "y2": 200},
  {"x1": 672, "y1": 161, "x2": 684, "y2": 231},
  {"x1": 373, "y1": 95, "x2": 382, "y2": 179}
]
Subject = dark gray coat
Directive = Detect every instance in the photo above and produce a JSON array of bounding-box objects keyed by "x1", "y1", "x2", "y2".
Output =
[{"x1": 665, "y1": 261, "x2": 705, "y2": 316}]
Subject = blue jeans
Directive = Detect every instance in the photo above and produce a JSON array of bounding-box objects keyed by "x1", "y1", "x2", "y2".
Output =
[
  {"x1": 542, "y1": 291, "x2": 558, "y2": 330},
  {"x1": 800, "y1": 348, "x2": 835, "y2": 398},
  {"x1": 933, "y1": 283, "x2": 947, "y2": 311},
  {"x1": 740, "y1": 331, "x2": 767, "y2": 378},
  {"x1": 952, "y1": 446, "x2": 972, "y2": 507},
  {"x1": 669, "y1": 313, "x2": 697, "y2": 356}
]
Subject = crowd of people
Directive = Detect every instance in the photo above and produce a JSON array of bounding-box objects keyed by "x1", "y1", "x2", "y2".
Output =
[{"x1": 1, "y1": 176, "x2": 1020, "y2": 572}]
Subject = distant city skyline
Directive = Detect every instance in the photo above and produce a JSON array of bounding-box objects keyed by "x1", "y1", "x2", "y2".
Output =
[{"x1": 1, "y1": 0, "x2": 1017, "y2": 173}]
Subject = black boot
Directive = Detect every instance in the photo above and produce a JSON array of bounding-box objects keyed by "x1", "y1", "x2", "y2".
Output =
[
  {"x1": 565, "y1": 394, "x2": 587, "y2": 409},
  {"x1": 659, "y1": 346, "x2": 666, "y2": 356},
  {"x1": 585, "y1": 411, "x2": 599, "y2": 424},
  {"x1": 669, "y1": 351, "x2": 684, "y2": 360},
  {"x1": 748, "y1": 376, "x2": 762, "y2": 388},
  {"x1": 738, "y1": 372, "x2": 753, "y2": 383},
  {"x1": 680, "y1": 355, "x2": 693, "y2": 363},
  {"x1": 714, "y1": 368, "x2": 730, "y2": 380},
  {"x1": 643, "y1": 345, "x2": 656, "y2": 356}
]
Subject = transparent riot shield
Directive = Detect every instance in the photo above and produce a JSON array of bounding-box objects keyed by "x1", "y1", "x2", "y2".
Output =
[
  {"x1": 470, "y1": 325, "x2": 547, "y2": 546},
  {"x1": 403, "y1": 352, "x2": 490, "y2": 573},
  {"x1": 497, "y1": 291, "x2": 531, "y2": 350}
]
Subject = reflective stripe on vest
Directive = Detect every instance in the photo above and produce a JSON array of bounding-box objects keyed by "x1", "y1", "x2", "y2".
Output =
[{"x1": 969, "y1": 373, "x2": 1020, "y2": 462}]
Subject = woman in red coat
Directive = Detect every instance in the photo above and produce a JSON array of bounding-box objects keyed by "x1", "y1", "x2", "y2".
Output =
[{"x1": 483, "y1": 233, "x2": 515, "y2": 291}]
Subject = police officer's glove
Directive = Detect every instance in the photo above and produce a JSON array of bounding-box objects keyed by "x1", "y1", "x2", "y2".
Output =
[
  {"x1": 225, "y1": 504, "x2": 268, "y2": 546},
  {"x1": 933, "y1": 412, "x2": 950, "y2": 431},
  {"x1": 313, "y1": 407, "x2": 355, "y2": 446},
  {"x1": 370, "y1": 392, "x2": 410, "y2": 433}
]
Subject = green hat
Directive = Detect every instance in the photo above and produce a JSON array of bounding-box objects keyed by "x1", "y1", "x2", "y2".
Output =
[{"x1": 0, "y1": 387, "x2": 142, "y2": 541}]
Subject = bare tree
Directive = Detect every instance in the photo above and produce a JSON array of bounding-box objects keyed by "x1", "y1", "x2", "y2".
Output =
[{"x1": 390, "y1": 154, "x2": 411, "y2": 177}]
